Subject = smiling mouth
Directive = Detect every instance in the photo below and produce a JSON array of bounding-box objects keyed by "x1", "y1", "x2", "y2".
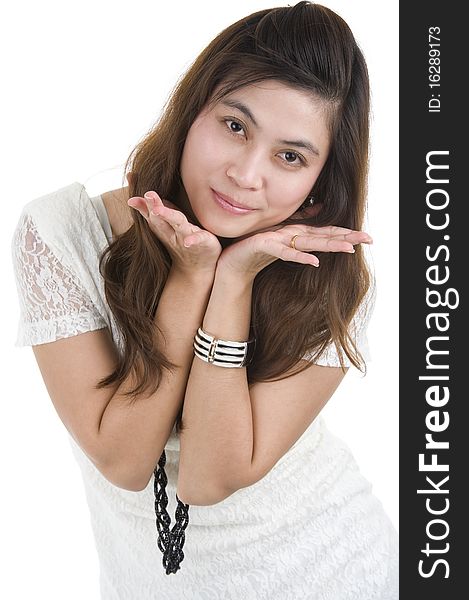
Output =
[{"x1": 211, "y1": 189, "x2": 257, "y2": 214}]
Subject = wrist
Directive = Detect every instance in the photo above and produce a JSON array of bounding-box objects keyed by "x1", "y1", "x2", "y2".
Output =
[
  {"x1": 214, "y1": 260, "x2": 256, "y2": 288},
  {"x1": 194, "y1": 326, "x2": 255, "y2": 368},
  {"x1": 170, "y1": 265, "x2": 216, "y2": 286},
  {"x1": 201, "y1": 264, "x2": 254, "y2": 343}
]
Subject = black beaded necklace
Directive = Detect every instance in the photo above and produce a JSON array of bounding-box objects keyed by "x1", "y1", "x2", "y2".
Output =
[{"x1": 153, "y1": 449, "x2": 190, "y2": 574}]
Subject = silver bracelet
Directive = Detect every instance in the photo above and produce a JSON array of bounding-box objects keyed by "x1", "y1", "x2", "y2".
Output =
[{"x1": 193, "y1": 327, "x2": 256, "y2": 368}]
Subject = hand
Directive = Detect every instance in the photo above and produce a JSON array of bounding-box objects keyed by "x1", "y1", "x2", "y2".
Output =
[
  {"x1": 127, "y1": 190, "x2": 222, "y2": 276},
  {"x1": 217, "y1": 223, "x2": 373, "y2": 278}
]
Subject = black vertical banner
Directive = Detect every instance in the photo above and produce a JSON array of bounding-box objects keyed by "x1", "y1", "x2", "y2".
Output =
[{"x1": 400, "y1": 1, "x2": 466, "y2": 596}]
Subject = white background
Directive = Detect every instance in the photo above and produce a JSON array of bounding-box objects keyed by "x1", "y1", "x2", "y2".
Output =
[{"x1": 1, "y1": 1, "x2": 398, "y2": 598}]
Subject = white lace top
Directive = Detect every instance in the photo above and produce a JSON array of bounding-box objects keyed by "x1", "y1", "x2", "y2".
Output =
[{"x1": 11, "y1": 182, "x2": 398, "y2": 599}]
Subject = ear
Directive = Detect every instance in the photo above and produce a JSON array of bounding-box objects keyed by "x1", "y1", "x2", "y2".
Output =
[{"x1": 290, "y1": 202, "x2": 323, "y2": 220}]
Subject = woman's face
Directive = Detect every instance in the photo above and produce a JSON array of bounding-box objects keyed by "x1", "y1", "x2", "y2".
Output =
[{"x1": 178, "y1": 80, "x2": 331, "y2": 238}]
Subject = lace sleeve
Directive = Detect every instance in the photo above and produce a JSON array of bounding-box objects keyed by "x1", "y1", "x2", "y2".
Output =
[{"x1": 11, "y1": 213, "x2": 108, "y2": 346}]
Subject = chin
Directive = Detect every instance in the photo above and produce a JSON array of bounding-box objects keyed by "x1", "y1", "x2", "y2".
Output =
[{"x1": 197, "y1": 216, "x2": 254, "y2": 240}]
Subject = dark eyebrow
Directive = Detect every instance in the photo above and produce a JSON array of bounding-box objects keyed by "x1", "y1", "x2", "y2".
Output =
[{"x1": 220, "y1": 98, "x2": 321, "y2": 157}]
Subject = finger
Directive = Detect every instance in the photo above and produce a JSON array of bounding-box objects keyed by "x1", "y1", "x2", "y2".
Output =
[
  {"x1": 286, "y1": 224, "x2": 372, "y2": 242},
  {"x1": 150, "y1": 208, "x2": 204, "y2": 247},
  {"x1": 289, "y1": 235, "x2": 358, "y2": 254},
  {"x1": 128, "y1": 196, "x2": 149, "y2": 217},
  {"x1": 128, "y1": 195, "x2": 179, "y2": 241},
  {"x1": 146, "y1": 212, "x2": 174, "y2": 239},
  {"x1": 264, "y1": 239, "x2": 320, "y2": 266},
  {"x1": 143, "y1": 191, "x2": 163, "y2": 203},
  {"x1": 147, "y1": 201, "x2": 206, "y2": 245},
  {"x1": 321, "y1": 230, "x2": 372, "y2": 244},
  {"x1": 142, "y1": 191, "x2": 165, "y2": 218},
  {"x1": 284, "y1": 229, "x2": 372, "y2": 247},
  {"x1": 183, "y1": 230, "x2": 214, "y2": 248},
  {"x1": 127, "y1": 195, "x2": 163, "y2": 221},
  {"x1": 150, "y1": 204, "x2": 189, "y2": 230},
  {"x1": 285, "y1": 225, "x2": 354, "y2": 237},
  {"x1": 131, "y1": 193, "x2": 210, "y2": 244},
  {"x1": 125, "y1": 191, "x2": 163, "y2": 219}
]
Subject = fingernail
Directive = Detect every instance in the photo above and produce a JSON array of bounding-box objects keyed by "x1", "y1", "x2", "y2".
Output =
[
  {"x1": 347, "y1": 248, "x2": 355, "y2": 253},
  {"x1": 144, "y1": 192, "x2": 154, "y2": 200}
]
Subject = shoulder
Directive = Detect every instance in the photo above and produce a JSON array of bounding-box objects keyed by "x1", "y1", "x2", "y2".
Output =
[
  {"x1": 14, "y1": 182, "x2": 91, "y2": 244},
  {"x1": 12, "y1": 182, "x2": 106, "y2": 273},
  {"x1": 20, "y1": 181, "x2": 89, "y2": 221},
  {"x1": 13, "y1": 181, "x2": 81, "y2": 253},
  {"x1": 12, "y1": 183, "x2": 113, "y2": 337},
  {"x1": 100, "y1": 187, "x2": 133, "y2": 239}
]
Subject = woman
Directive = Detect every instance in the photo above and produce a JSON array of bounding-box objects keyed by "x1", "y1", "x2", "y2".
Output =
[{"x1": 11, "y1": 1, "x2": 398, "y2": 598}]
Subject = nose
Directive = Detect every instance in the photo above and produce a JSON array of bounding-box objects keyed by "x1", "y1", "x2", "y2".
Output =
[{"x1": 226, "y1": 149, "x2": 264, "y2": 190}]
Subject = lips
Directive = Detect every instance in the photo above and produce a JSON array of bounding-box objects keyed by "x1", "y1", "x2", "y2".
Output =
[{"x1": 212, "y1": 189, "x2": 256, "y2": 211}]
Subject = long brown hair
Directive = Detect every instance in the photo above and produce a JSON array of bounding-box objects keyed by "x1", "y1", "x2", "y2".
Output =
[{"x1": 95, "y1": 1, "x2": 372, "y2": 434}]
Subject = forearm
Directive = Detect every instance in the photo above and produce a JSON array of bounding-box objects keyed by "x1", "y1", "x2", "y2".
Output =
[
  {"x1": 99, "y1": 266, "x2": 215, "y2": 490},
  {"x1": 177, "y1": 267, "x2": 255, "y2": 504}
]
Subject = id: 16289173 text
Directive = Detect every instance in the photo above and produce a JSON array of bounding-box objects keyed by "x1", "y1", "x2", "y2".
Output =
[{"x1": 428, "y1": 26, "x2": 441, "y2": 113}]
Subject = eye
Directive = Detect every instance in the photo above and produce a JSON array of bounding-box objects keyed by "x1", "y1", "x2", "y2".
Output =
[
  {"x1": 278, "y1": 151, "x2": 306, "y2": 168},
  {"x1": 222, "y1": 118, "x2": 307, "y2": 168},
  {"x1": 223, "y1": 118, "x2": 246, "y2": 137}
]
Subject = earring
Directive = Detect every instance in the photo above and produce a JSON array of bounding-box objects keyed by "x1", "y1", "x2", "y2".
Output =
[{"x1": 301, "y1": 194, "x2": 315, "y2": 209}]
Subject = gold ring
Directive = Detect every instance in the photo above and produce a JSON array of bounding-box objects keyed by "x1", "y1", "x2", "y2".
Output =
[{"x1": 290, "y1": 234, "x2": 300, "y2": 250}]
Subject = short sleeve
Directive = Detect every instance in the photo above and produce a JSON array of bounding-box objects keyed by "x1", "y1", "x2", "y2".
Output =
[
  {"x1": 11, "y1": 213, "x2": 108, "y2": 347},
  {"x1": 302, "y1": 283, "x2": 376, "y2": 368}
]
